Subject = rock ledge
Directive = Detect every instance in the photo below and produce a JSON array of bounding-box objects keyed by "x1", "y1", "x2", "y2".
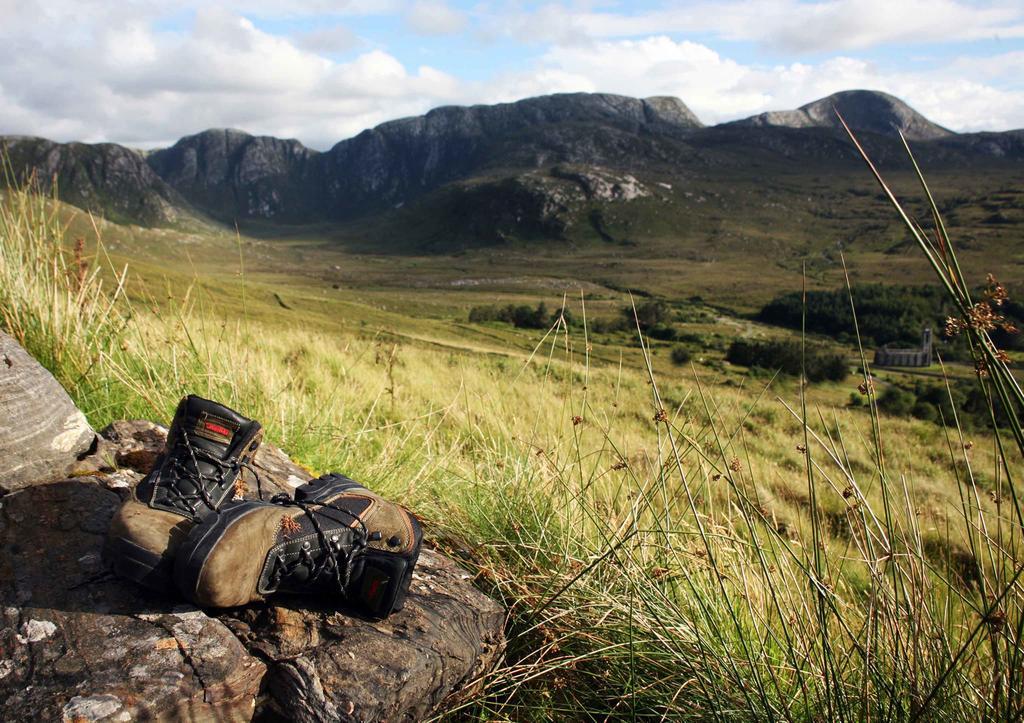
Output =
[{"x1": 0, "y1": 335, "x2": 505, "y2": 722}]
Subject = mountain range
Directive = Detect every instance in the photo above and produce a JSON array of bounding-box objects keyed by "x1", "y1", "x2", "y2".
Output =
[{"x1": 2, "y1": 89, "x2": 1022, "y2": 248}]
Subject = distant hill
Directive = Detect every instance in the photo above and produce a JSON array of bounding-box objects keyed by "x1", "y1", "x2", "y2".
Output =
[
  {"x1": 727, "y1": 90, "x2": 953, "y2": 141},
  {"x1": 0, "y1": 136, "x2": 189, "y2": 226},
  {"x1": 2, "y1": 90, "x2": 1022, "y2": 250}
]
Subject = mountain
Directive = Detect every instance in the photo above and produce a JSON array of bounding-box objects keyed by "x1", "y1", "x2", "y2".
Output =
[
  {"x1": 146, "y1": 128, "x2": 323, "y2": 223},
  {"x1": 322, "y1": 92, "x2": 700, "y2": 213},
  {"x1": 1, "y1": 90, "x2": 1020, "y2": 246},
  {"x1": 144, "y1": 93, "x2": 702, "y2": 223},
  {"x1": 0, "y1": 136, "x2": 188, "y2": 226},
  {"x1": 728, "y1": 90, "x2": 953, "y2": 141}
]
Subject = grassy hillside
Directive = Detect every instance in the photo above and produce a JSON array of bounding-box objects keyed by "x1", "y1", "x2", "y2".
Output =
[
  {"x1": 227, "y1": 161, "x2": 1024, "y2": 314},
  {"x1": 2, "y1": 173, "x2": 1023, "y2": 719}
]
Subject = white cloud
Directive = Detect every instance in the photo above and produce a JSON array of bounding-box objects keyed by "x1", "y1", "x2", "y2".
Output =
[
  {"x1": 476, "y1": 36, "x2": 1024, "y2": 132},
  {"x1": 216, "y1": 0, "x2": 401, "y2": 18},
  {"x1": 1, "y1": 1, "x2": 1022, "y2": 150},
  {"x1": 295, "y1": 24, "x2": 362, "y2": 54},
  {"x1": 405, "y1": 0, "x2": 468, "y2": 36},
  {"x1": 536, "y1": 37, "x2": 762, "y2": 118},
  {"x1": 947, "y1": 50, "x2": 1024, "y2": 82},
  {"x1": 477, "y1": 69, "x2": 597, "y2": 105},
  {"x1": 0, "y1": 5, "x2": 459, "y2": 148},
  {"x1": 511, "y1": 0, "x2": 1024, "y2": 53}
]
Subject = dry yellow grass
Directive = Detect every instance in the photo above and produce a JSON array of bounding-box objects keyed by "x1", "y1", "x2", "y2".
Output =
[{"x1": 3, "y1": 181, "x2": 1023, "y2": 719}]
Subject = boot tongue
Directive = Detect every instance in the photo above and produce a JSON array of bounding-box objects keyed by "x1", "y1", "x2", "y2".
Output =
[
  {"x1": 187, "y1": 411, "x2": 240, "y2": 459},
  {"x1": 172, "y1": 396, "x2": 253, "y2": 461}
]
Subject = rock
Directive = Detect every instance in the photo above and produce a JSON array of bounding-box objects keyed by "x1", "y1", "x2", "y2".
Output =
[
  {"x1": 2, "y1": 382, "x2": 503, "y2": 723},
  {"x1": 69, "y1": 419, "x2": 168, "y2": 477},
  {"x1": 223, "y1": 549, "x2": 505, "y2": 723},
  {"x1": 0, "y1": 331, "x2": 96, "y2": 493},
  {"x1": 0, "y1": 478, "x2": 266, "y2": 721},
  {"x1": 643, "y1": 95, "x2": 703, "y2": 128},
  {"x1": 250, "y1": 441, "x2": 314, "y2": 498},
  {"x1": 100, "y1": 419, "x2": 168, "y2": 472},
  {"x1": 70, "y1": 418, "x2": 312, "y2": 500},
  {"x1": 552, "y1": 166, "x2": 650, "y2": 202}
]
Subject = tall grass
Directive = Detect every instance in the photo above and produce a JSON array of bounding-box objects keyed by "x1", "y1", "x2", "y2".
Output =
[
  {"x1": 1, "y1": 166, "x2": 1020, "y2": 720},
  {"x1": 0, "y1": 177, "x2": 127, "y2": 384}
]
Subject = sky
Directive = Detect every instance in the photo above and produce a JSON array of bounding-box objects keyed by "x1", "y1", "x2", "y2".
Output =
[{"x1": 1, "y1": 0, "x2": 1022, "y2": 149}]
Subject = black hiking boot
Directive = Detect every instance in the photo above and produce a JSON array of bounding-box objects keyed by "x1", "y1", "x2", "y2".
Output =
[
  {"x1": 104, "y1": 395, "x2": 263, "y2": 592},
  {"x1": 174, "y1": 473, "x2": 422, "y2": 618}
]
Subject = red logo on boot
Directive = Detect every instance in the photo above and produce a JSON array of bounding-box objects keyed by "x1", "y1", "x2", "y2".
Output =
[
  {"x1": 193, "y1": 412, "x2": 239, "y2": 444},
  {"x1": 204, "y1": 421, "x2": 232, "y2": 437}
]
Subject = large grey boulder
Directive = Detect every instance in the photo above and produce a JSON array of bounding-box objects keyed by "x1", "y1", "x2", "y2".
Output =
[
  {"x1": 0, "y1": 478, "x2": 267, "y2": 721},
  {"x1": 0, "y1": 331, "x2": 96, "y2": 493},
  {"x1": 229, "y1": 548, "x2": 505, "y2": 722}
]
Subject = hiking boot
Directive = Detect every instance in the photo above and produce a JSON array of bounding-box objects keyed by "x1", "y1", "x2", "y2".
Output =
[
  {"x1": 104, "y1": 395, "x2": 264, "y2": 592},
  {"x1": 174, "y1": 473, "x2": 422, "y2": 617}
]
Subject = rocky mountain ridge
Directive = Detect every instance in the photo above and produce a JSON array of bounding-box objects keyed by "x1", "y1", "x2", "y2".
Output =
[
  {"x1": 1, "y1": 136, "x2": 187, "y2": 226},
  {"x1": 1, "y1": 90, "x2": 1021, "y2": 237},
  {"x1": 140, "y1": 92, "x2": 703, "y2": 223},
  {"x1": 146, "y1": 128, "x2": 323, "y2": 223}
]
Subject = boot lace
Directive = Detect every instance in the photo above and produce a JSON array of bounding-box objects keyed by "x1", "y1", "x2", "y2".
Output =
[
  {"x1": 267, "y1": 494, "x2": 370, "y2": 595},
  {"x1": 163, "y1": 431, "x2": 262, "y2": 515}
]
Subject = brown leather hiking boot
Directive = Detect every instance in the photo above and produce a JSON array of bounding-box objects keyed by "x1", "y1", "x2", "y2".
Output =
[
  {"x1": 174, "y1": 473, "x2": 422, "y2": 617},
  {"x1": 104, "y1": 395, "x2": 263, "y2": 592}
]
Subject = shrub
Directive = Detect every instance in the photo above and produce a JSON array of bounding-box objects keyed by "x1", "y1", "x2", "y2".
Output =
[
  {"x1": 912, "y1": 401, "x2": 939, "y2": 423},
  {"x1": 468, "y1": 305, "x2": 502, "y2": 323},
  {"x1": 878, "y1": 386, "x2": 916, "y2": 417},
  {"x1": 590, "y1": 316, "x2": 628, "y2": 334},
  {"x1": 726, "y1": 340, "x2": 848, "y2": 382},
  {"x1": 647, "y1": 324, "x2": 678, "y2": 341},
  {"x1": 754, "y1": 285, "x2": 1012, "y2": 355},
  {"x1": 623, "y1": 299, "x2": 672, "y2": 330},
  {"x1": 468, "y1": 300, "x2": 565, "y2": 329},
  {"x1": 670, "y1": 346, "x2": 692, "y2": 366}
]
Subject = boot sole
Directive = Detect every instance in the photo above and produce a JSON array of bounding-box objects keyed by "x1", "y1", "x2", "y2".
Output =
[
  {"x1": 102, "y1": 535, "x2": 176, "y2": 594},
  {"x1": 173, "y1": 501, "x2": 265, "y2": 604}
]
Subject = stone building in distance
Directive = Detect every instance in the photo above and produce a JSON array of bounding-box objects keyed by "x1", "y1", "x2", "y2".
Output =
[{"x1": 874, "y1": 328, "x2": 933, "y2": 367}]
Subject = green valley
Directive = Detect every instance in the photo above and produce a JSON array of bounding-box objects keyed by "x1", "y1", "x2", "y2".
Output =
[{"x1": 3, "y1": 89, "x2": 1024, "y2": 720}]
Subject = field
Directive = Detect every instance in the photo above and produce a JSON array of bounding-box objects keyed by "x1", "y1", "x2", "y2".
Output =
[{"x1": 3, "y1": 154, "x2": 1024, "y2": 720}]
